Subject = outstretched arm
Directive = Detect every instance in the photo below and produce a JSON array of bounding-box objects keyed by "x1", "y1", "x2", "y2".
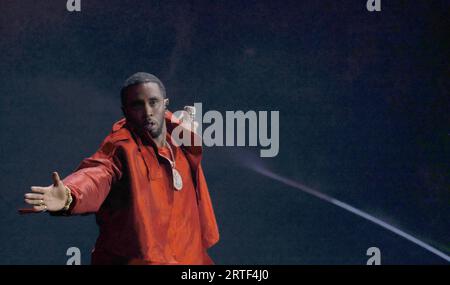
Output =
[{"x1": 22, "y1": 137, "x2": 123, "y2": 215}]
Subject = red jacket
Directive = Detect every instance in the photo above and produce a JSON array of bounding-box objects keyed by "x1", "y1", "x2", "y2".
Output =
[{"x1": 62, "y1": 111, "x2": 219, "y2": 264}]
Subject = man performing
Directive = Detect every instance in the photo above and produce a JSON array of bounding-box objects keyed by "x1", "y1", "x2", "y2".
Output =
[{"x1": 22, "y1": 72, "x2": 219, "y2": 265}]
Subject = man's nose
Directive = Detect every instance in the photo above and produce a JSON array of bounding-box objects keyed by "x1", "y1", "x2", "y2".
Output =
[{"x1": 144, "y1": 103, "x2": 153, "y2": 117}]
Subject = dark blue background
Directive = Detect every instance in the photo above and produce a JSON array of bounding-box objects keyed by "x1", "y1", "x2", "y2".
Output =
[{"x1": 0, "y1": 0, "x2": 448, "y2": 264}]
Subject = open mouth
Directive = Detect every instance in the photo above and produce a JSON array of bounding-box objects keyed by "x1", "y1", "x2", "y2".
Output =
[{"x1": 144, "y1": 120, "x2": 157, "y2": 129}]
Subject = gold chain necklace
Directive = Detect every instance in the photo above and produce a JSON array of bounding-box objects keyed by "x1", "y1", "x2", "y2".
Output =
[{"x1": 164, "y1": 141, "x2": 183, "y2": 191}]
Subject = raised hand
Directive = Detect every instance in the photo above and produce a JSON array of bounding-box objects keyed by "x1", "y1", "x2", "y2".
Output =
[{"x1": 174, "y1": 106, "x2": 199, "y2": 134}]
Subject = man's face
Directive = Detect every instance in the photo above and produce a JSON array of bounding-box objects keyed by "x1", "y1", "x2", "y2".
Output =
[{"x1": 122, "y1": 82, "x2": 168, "y2": 138}]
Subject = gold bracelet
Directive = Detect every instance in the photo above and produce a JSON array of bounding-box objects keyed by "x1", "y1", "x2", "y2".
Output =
[{"x1": 62, "y1": 186, "x2": 73, "y2": 211}]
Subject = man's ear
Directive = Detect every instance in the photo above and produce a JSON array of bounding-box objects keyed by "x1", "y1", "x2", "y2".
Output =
[{"x1": 164, "y1": 98, "x2": 169, "y2": 109}]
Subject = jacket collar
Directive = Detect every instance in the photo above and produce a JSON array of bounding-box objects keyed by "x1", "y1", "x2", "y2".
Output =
[{"x1": 111, "y1": 111, "x2": 203, "y2": 168}]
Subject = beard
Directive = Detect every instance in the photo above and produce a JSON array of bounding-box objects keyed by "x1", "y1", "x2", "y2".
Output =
[
  {"x1": 143, "y1": 113, "x2": 165, "y2": 138},
  {"x1": 146, "y1": 120, "x2": 164, "y2": 138}
]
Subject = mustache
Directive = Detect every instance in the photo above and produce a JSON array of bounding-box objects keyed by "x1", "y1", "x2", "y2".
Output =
[{"x1": 144, "y1": 119, "x2": 157, "y2": 124}]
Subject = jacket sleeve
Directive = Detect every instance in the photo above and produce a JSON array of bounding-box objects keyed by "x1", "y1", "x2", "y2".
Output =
[
  {"x1": 196, "y1": 164, "x2": 220, "y2": 248},
  {"x1": 62, "y1": 136, "x2": 124, "y2": 215}
]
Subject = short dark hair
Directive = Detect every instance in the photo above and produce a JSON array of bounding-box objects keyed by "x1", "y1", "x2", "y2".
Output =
[{"x1": 120, "y1": 72, "x2": 166, "y2": 106}]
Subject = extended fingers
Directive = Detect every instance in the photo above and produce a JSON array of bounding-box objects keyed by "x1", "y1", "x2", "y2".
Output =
[
  {"x1": 24, "y1": 198, "x2": 45, "y2": 205},
  {"x1": 32, "y1": 204, "x2": 47, "y2": 212},
  {"x1": 30, "y1": 186, "x2": 48, "y2": 194},
  {"x1": 24, "y1": 193, "x2": 44, "y2": 200}
]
